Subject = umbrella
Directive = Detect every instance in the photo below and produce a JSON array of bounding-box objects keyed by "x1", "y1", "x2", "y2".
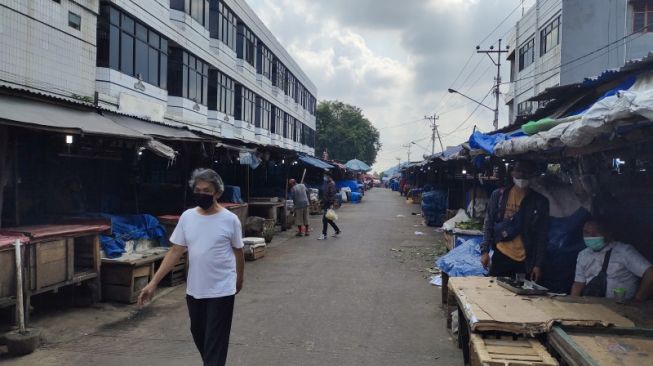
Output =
[{"x1": 345, "y1": 159, "x2": 371, "y2": 172}]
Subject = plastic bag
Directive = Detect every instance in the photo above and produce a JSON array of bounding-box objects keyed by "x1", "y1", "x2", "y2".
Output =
[{"x1": 325, "y1": 209, "x2": 338, "y2": 221}]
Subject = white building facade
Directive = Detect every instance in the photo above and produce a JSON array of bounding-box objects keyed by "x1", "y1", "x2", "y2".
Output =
[
  {"x1": 506, "y1": 0, "x2": 653, "y2": 125},
  {"x1": 0, "y1": 0, "x2": 317, "y2": 155}
]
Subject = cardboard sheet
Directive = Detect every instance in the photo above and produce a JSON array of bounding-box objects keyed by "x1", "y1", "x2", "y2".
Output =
[{"x1": 449, "y1": 276, "x2": 634, "y2": 334}]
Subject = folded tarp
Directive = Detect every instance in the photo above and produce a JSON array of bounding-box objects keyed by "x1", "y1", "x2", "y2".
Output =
[{"x1": 81, "y1": 214, "x2": 167, "y2": 258}]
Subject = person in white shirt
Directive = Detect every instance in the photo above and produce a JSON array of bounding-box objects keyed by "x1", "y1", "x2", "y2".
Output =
[
  {"x1": 571, "y1": 218, "x2": 653, "y2": 301},
  {"x1": 138, "y1": 168, "x2": 245, "y2": 366}
]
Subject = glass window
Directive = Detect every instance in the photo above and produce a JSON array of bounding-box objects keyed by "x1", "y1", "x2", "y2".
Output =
[
  {"x1": 237, "y1": 23, "x2": 257, "y2": 66},
  {"x1": 540, "y1": 15, "x2": 560, "y2": 56},
  {"x1": 518, "y1": 37, "x2": 535, "y2": 71},
  {"x1": 216, "y1": 72, "x2": 235, "y2": 116},
  {"x1": 216, "y1": 3, "x2": 237, "y2": 51},
  {"x1": 273, "y1": 60, "x2": 286, "y2": 89},
  {"x1": 255, "y1": 97, "x2": 272, "y2": 130},
  {"x1": 168, "y1": 48, "x2": 209, "y2": 105},
  {"x1": 286, "y1": 72, "x2": 296, "y2": 98},
  {"x1": 68, "y1": 12, "x2": 81, "y2": 30},
  {"x1": 171, "y1": 0, "x2": 208, "y2": 28},
  {"x1": 135, "y1": 38, "x2": 148, "y2": 80},
  {"x1": 633, "y1": 2, "x2": 653, "y2": 32},
  {"x1": 120, "y1": 31, "x2": 134, "y2": 76},
  {"x1": 97, "y1": 5, "x2": 168, "y2": 88},
  {"x1": 257, "y1": 43, "x2": 273, "y2": 80}
]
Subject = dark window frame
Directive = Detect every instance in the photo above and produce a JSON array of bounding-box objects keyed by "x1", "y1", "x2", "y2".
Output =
[
  {"x1": 518, "y1": 37, "x2": 535, "y2": 71},
  {"x1": 255, "y1": 97, "x2": 272, "y2": 131},
  {"x1": 237, "y1": 23, "x2": 257, "y2": 67},
  {"x1": 540, "y1": 15, "x2": 561, "y2": 56},
  {"x1": 257, "y1": 43, "x2": 274, "y2": 80},
  {"x1": 168, "y1": 48, "x2": 209, "y2": 105},
  {"x1": 68, "y1": 11, "x2": 81, "y2": 30},
  {"x1": 273, "y1": 59, "x2": 287, "y2": 89},
  {"x1": 633, "y1": 2, "x2": 653, "y2": 32},
  {"x1": 171, "y1": 0, "x2": 209, "y2": 29},
  {"x1": 97, "y1": 5, "x2": 168, "y2": 89},
  {"x1": 213, "y1": 2, "x2": 238, "y2": 52}
]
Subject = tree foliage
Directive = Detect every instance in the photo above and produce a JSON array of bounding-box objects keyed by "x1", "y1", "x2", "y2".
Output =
[{"x1": 315, "y1": 101, "x2": 381, "y2": 165}]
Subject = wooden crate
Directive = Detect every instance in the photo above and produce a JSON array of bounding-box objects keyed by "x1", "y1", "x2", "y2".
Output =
[
  {"x1": 157, "y1": 252, "x2": 188, "y2": 287},
  {"x1": 102, "y1": 262, "x2": 154, "y2": 304},
  {"x1": 28, "y1": 238, "x2": 74, "y2": 291},
  {"x1": 244, "y1": 244, "x2": 266, "y2": 261},
  {"x1": 470, "y1": 334, "x2": 558, "y2": 366}
]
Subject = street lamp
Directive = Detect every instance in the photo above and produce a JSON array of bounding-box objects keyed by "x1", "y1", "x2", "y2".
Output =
[{"x1": 447, "y1": 89, "x2": 495, "y2": 112}]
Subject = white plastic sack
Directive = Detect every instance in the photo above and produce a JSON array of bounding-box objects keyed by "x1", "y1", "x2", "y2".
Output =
[
  {"x1": 442, "y1": 209, "x2": 470, "y2": 231},
  {"x1": 325, "y1": 209, "x2": 338, "y2": 221}
]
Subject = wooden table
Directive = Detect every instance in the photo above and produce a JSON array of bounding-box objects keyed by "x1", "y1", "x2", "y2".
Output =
[
  {"x1": 448, "y1": 276, "x2": 635, "y2": 365},
  {"x1": 247, "y1": 200, "x2": 286, "y2": 227},
  {"x1": 101, "y1": 249, "x2": 169, "y2": 303},
  {"x1": 0, "y1": 224, "x2": 108, "y2": 322}
]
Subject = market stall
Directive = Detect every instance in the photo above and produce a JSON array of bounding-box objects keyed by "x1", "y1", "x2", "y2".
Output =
[
  {"x1": 0, "y1": 233, "x2": 29, "y2": 309},
  {"x1": 447, "y1": 276, "x2": 642, "y2": 365},
  {"x1": 0, "y1": 224, "x2": 108, "y2": 321}
]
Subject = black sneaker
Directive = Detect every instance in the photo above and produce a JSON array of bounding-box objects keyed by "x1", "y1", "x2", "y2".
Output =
[{"x1": 332, "y1": 231, "x2": 341, "y2": 237}]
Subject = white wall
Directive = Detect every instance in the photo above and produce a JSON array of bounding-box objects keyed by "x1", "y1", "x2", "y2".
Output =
[{"x1": 0, "y1": 0, "x2": 99, "y2": 100}]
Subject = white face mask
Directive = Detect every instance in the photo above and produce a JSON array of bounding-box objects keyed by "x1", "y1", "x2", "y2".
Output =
[{"x1": 513, "y1": 177, "x2": 530, "y2": 188}]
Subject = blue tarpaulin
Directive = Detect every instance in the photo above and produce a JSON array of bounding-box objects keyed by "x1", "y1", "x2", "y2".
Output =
[
  {"x1": 468, "y1": 130, "x2": 526, "y2": 154},
  {"x1": 221, "y1": 185, "x2": 243, "y2": 203},
  {"x1": 298, "y1": 155, "x2": 333, "y2": 170},
  {"x1": 436, "y1": 237, "x2": 489, "y2": 277},
  {"x1": 89, "y1": 214, "x2": 167, "y2": 258}
]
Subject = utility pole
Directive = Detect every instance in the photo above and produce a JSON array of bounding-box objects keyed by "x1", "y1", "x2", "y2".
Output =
[
  {"x1": 476, "y1": 39, "x2": 509, "y2": 130},
  {"x1": 401, "y1": 143, "x2": 412, "y2": 164},
  {"x1": 424, "y1": 114, "x2": 444, "y2": 155}
]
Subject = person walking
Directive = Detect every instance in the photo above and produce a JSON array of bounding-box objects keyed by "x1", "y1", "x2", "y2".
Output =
[
  {"x1": 289, "y1": 178, "x2": 310, "y2": 236},
  {"x1": 138, "y1": 168, "x2": 245, "y2": 366},
  {"x1": 318, "y1": 171, "x2": 341, "y2": 240}
]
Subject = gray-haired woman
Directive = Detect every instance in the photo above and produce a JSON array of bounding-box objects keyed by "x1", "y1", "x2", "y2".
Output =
[{"x1": 139, "y1": 168, "x2": 245, "y2": 366}]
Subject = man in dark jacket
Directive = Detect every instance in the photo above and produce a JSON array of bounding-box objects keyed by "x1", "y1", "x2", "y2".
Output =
[
  {"x1": 318, "y1": 171, "x2": 341, "y2": 240},
  {"x1": 480, "y1": 161, "x2": 549, "y2": 281}
]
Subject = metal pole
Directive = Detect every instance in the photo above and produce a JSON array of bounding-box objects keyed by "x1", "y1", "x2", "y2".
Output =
[
  {"x1": 494, "y1": 39, "x2": 502, "y2": 130},
  {"x1": 14, "y1": 239, "x2": 25, "y2": 333}
]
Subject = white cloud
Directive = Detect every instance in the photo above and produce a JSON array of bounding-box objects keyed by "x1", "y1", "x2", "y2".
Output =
[{"x1": 247, "y1": 0, "x2": 521, "y2": 172}]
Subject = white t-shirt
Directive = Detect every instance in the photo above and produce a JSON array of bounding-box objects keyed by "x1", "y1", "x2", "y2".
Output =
[
  {"x1": 575, "y1": 241, "x2": 652, "y2": 299},
  {"x1": 170, "y1": 207, "x2": 244, "y2": 299}
]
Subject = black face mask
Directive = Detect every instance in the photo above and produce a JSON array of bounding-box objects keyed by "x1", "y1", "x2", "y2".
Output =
[{"x1": 193, "y1": 193, "x2": 215, "y2": 210}]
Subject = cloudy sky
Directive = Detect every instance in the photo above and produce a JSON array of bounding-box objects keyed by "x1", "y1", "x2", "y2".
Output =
[{"x1": 248, "y1": 0, "x2": 536, "y2": 172}]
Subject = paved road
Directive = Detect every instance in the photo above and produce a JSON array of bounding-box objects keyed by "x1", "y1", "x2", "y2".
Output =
[{"x1": 3, "y1": 189, "x2": 459, "y2": 365}]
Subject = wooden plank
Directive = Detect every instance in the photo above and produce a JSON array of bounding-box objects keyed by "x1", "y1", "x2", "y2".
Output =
[
  {"x1": 486, "y1": 345, "x2": 538, "y2": 356},
  {"x1": 548, "y1": 327, "x2": 599, "y2": 366},
  {"x1": 35, "y1": 240, "x2": 69, "y2": 290},
  {"x1": 471, "y1": 334, "x2": 558, "y2": 366}
]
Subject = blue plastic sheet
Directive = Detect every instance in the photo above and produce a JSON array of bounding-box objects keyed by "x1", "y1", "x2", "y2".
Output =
[
  {"x1": 336, "y1": 180, "x2": 360, "y2": 193},
  {"x1": 421, "y1": 190, "x2": 447, "y2": 226},
  {"x1": 469, "y1": 130, "x2": 526, "y2": 154},
  {"x1": 436, "y1": 237, "x2": 489, "y2": 277},
  {"x1": 92, "y1": 214, "x2": 167, "y2": 258},
  {"x1": 350, "y1": 192, "x2": 362, "y2": 203}
]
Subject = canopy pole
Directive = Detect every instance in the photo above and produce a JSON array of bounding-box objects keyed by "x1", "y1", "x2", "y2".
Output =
[{"x1": 14, "y1": 239, "x2": 26, "y2": 333}]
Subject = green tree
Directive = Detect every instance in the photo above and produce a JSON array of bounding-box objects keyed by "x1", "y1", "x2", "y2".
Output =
[{"x1": 316, "y1": 101, "x2": 381, "y2": 165}]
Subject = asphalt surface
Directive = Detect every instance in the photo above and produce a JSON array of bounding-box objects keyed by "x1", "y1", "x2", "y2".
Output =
[{"x1": 2, "y1": 188, "x2": 459, "y2": 365}]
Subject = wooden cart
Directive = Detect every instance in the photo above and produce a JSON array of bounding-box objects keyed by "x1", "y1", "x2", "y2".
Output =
[{"x1": 1, "y1": 224, "x2": 108, "y2": 322}]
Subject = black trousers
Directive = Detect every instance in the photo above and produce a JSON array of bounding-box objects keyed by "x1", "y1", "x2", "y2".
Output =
[
  {"x1": 186, "y1": 295, "x2": 235, "y2": 366},
  {"x1": 489, "y1": 248, "x2": 526, "y2": 277},
  {"x1": 322, "y1": 206, "x2": 340, "y2": 235}
]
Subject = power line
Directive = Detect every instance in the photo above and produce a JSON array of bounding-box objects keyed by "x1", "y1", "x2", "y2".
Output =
[
  {"x1": 477, "y1": 2, "x2": 524, "y2": 46},
  {"x1": 502, "y1": 28, "x2": 647, "y2": 86}
]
